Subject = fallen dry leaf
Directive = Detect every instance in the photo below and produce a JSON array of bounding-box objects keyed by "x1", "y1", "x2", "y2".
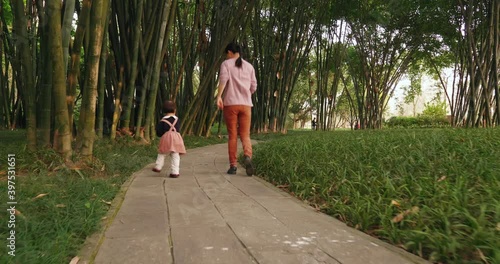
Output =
[
  {"x1": 496, "y1": 223, "x2": 500, "y2": 231},
  {"x1": 437, "y1": 176, "x2": 447, "y2": 182},
  {"x1": 477, "y1": 248, "x2": 488, "y2": 263},
  {"x1": 32, "y1": 193, "x2": 49, "y2": 200},
  {"x1": 392, "y1": 206, "x2": 420, "y2": 223},
  {"x1": 101, "y1": 199, "x2": 112, "y2": 205},
  {"x1": 56, "y1": 204, "x2": 66, "y2": 208},
  {"x1": 390, "y1": 200, "x2": 401, "y2": 207},
  {"x1": 69, "y1": 256, "x2": 80, "y2": 264},
  {"x1": 13, "y1": 209, "x2": 27, "y2": 220},
  {"x1": 392, "y1": 212, "x2": 405, "y2": 223}
]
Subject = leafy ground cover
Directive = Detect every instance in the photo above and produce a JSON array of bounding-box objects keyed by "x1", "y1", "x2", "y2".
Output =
[
  {"x1": 0, "y1": 130, "x2": 225, "y2": 263},
  {"x1": 253, "y1": 128, "x2": 500, "y2": 263}
]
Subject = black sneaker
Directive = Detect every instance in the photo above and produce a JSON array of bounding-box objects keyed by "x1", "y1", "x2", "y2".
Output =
[
  {"x1": 227, "y1": 166, "x2": 237, "y2": 174},
  {"x1": 243, "y1": 156, "x2": 254, "y2": 176}
]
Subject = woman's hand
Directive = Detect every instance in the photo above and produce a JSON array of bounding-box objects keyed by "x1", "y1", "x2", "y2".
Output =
[{"x1": 217, "y1": 97, "x2": 224, "y2": 110}]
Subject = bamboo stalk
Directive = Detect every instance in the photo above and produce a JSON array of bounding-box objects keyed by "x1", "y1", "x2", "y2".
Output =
[
  {"x1": 48, "y1": 0, "x2": 72, "y2": 159},
  {"x1": 77, "y1": 0, "x2": 107, "y2": 157}
]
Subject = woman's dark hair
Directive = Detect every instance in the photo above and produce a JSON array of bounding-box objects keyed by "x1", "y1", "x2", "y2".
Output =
[
  {"x1": 163, "y1": 100, "x2": 176, "y2": 114},
  {"x1": 225, "y1": 42, "x2": 243, "y2": 68}
]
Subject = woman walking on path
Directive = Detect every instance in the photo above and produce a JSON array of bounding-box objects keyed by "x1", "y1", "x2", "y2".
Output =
[
  {"x1": 152, "y1": 100, "x2": 186, "y2": 178},
  {"x1": 216, "y1": 42, "x2": 257, "y2": 176}
]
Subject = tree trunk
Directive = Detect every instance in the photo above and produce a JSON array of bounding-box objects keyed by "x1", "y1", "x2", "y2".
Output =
[
  {"x1": 111, "y1": 66, "x2": 124, "y2": 140},
  {"x1": 12, "y1": 0, "x2": 36, "y2": 150},
  {"x1": 68, "y1": 0, "x2": 92, "y2": 139},
  {"x1": 62, "y1": 0, "x2": 76, "y2": 77},
  {"x1": 97, "y1": 4, "x2": 111, "y2": 138},
  {"x1": 48, "y1": 0, "x2": 72, "y2": 159},
  {"x1": 121, "y1": 0, "x2": 144, "y2": 133},
  {"x1": 77, "y1": 0, "x2": 107, "y2": 157},
  {"x1": 144, "y1": 0, "x2": 177, "y2": 142},
  {"x1": 0, "y1": 4, "x2": 6, "y2": 129},
  {"x1": 36, "y1": 0, "x2": 52, "y2": 146}
]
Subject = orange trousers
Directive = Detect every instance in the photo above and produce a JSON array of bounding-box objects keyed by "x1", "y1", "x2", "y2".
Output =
[{"x1": 223, "y1": 105, "x2": 252, "y2": 167}]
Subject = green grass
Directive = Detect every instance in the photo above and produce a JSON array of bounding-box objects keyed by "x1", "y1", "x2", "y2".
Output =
[
  {"x1": 0, "y1": 131, "x2": 226, "y2": 264},
  {"x1": 253, "y1": 128, "x2": 500, "y2": 263}
]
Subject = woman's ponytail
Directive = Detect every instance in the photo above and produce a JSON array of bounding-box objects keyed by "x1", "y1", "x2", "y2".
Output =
[{"x1": 225, "y1": 42, "x2": 243, "y2": 68}]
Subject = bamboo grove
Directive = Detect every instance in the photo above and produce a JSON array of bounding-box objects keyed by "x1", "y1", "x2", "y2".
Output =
[{"x1": 0, "y1": 0, "x2": 498, "y2": 158}]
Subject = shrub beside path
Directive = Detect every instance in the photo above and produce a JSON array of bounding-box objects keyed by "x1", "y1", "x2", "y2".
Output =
[{"x1": 79, "y1": 143, "x2": 429, "y2": 264}]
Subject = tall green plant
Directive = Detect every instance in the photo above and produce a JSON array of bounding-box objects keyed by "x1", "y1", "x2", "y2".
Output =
[
  {"x1": 182, "y1": 0, "x2": 255, "y2": 137},
  {"x1": 36, "y1": 0, "x2": 52, "y2": 147},
  {"x1": 119, "y1": 0, "x2": 144, "y2": 135},
  {"x1": 344, "y1": 0, "x2": 421, "y2": 129},
  {"x1": 251, "y1": 0, "x2": 317, "y2": 133},
  {"x1": 421, "y1": 101, "x2": 447, "y2": 118},
  {"x1": 77, "y1": 0, "x2": 108, "y2": 157},
  {"x1": 11, "y1": 0, "x2": 36, "y2": 149},
  {"x1": 143, "y1": 0, "x2": 177, "y2": 141},
  {"x1": 48, "y1": 0, "x2": 72, "y2": 159}
]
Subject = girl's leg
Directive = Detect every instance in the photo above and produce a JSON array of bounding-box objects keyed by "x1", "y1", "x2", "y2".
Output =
[
  {"x1": 153, "y1": 154, "x2": 166, "y2": 172},
  {"x1": 170, "y1": 152, "x2": 180, "y2": 176}
]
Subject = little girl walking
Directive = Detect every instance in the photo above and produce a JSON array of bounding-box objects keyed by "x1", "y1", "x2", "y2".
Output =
[{"x1": 152, "y1": 100, "x2": 186, "y2": 178}]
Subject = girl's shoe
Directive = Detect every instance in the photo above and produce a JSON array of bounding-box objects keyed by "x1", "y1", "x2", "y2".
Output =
[
  {"x1": 152, "y1": 168, "x2": 161, "y2": 173},
  {"x1": 169, "y1": 174, "x2": 179, "y2": 178}
]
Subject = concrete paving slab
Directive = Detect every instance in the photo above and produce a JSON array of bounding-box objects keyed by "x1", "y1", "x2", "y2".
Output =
[
  {"x1": 267, "y1": 209, "x2": 427, "y2": 264},
  {"x1": 105, "y1": 210, "x2": 169, "y2": 238},
  {"x1": 171, "y1": 226, "x2": 256, "y2": 264},
  {"x1": 229, "y1": 176, "x2": 289, "y2": 197},
  {"x1": 202, "y1": 181, "x2": 245, "y2": 198},
  {"x1": 166, "y1": 188, "x2": 227, "y2": 227},
  {"x1": 252, "y1": 248, "x2": 340, "y2": 264},
  {"x1": 213, "y1": 194, "x2": 278, "y2": 222},
  {"x1": 224, "y1": 221, "x2": 340, "y2": 264},
  {"x1": 93, "y1": 235, "x2": 171, "y2": 264},
  {"x1": 252, "y1": 196, "x2": 314, "y2": 212},
  {"x1": 117, "y1": 191, "x2": 166, "y2": 214}
]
